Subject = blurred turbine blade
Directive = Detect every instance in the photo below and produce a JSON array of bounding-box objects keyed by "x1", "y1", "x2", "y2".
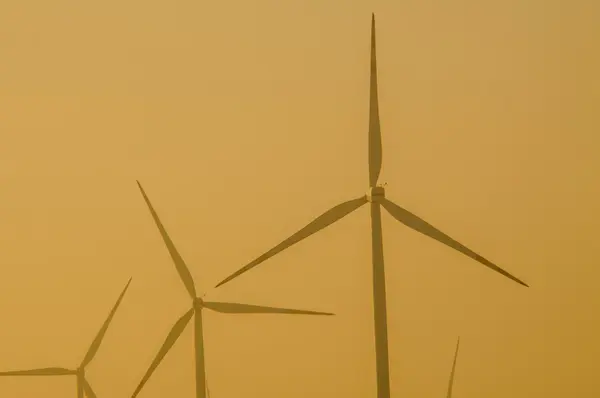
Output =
[
  {"x1": 136, "y1": 181, "x2": 197, "y2": 299},
  {"x1": 0, "y1": 367, "x2": 75, "y2": 376},
  {"x1": 381, "y1": 198, "x2": 529, "y2": 287},
  {"x1": 215, "y1": 196, "x2": 368, "y2": 288},
  {"x1": 368, "y1": 13, "x2": 382, "y2": 187},
  {"x1": 131, "y1": 308, "x2": 194, "y2": 398},
  {"x1": 82, "y1": 378, "x2": 98, "y2": 398},
  {"x1": 203, "y1": 301, "x2": 334, "y2": 316},
  {"x1": 447, "y1": 337, "x2": 460, "y2": 398},
  {"x1": 80, "y1": 278, "x2": 133, "y2": 368}
]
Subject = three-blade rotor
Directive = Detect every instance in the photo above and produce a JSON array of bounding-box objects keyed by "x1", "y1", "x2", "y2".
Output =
[
  {"x1": 214, "y1": 13, "x2": 528, "y2": 291},
  {"x1": 133, "y1": 182, "x2": 336, "y2": 398},
  {"x1": 0, "y1": 278, "x2": 132, "y2": 398}
]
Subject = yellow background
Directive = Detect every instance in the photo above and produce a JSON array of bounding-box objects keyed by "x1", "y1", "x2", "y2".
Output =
[{"x1": 0, "y1": 0, "x2": 598, "y2": 397}]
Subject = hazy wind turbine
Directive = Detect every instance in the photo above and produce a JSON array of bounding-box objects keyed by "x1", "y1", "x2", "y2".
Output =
[
  {"x1": 131, "y1": 182, "x2": 334, "y2": 398},
  {"x1": 0, "y1": 278, "x2": 132, "y2": 398},
  {"x1": 446, "y1": 337, "x2": 460, "y2": 398},
  {"x1": 214, "y1": 13, "x2": 528, "y2": 398}
]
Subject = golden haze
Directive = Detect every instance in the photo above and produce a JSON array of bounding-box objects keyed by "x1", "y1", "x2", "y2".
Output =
[{"x1": 0, "y1": 0, "x2": 599, "y2": 397}]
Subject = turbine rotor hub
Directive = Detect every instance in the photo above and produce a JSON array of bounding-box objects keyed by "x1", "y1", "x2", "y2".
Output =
[
  {"x1": 193, "y1": 297, "x2": 204, "y2": 309},
  {"x1": 367, "y1": 186, "x2": 385, "y2": 203}
]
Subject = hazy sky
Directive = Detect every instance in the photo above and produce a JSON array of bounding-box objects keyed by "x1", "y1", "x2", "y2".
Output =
[{"x1": 1, "y1": 1, "x2": 599, "y2": 397}]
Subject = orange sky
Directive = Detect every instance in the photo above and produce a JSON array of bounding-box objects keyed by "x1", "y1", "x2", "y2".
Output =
[{"x1": 0, "y1": 1, "x2": 599, "y2": 397}]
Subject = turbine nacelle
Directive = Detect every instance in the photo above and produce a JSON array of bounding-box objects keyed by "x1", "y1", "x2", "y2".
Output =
[{"x1": 367, "y1": 186, "x2": 386, "y2": 203}]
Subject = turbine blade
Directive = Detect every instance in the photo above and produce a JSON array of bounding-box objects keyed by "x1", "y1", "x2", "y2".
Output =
[
  {"x1": 368, "y1": 13, "x2": 383, "y2": 187},
  {"x1": 131, "y1": 308, "x2": 194, "y2": 398},
  {"x1": 215, "y1": 196, "x2": 368, "y2": 288},
  {"x1": 381, "y1": 199, "x2": 529, "y2": 287},
  {"x1": 446, "y1": 337, "x2": 460, "y2": 398},
  {"x1": 203, "y1": 301, "x2": 334, "y2": 316},
  {"x1": 0, "y1": 367, "x2": 75, "y2": 376},
  {"x1": 80, "y1": 278, "x2": 133, "y2": 368},
  {"x1": 82, "y1": 378, "x2": 98, "y2": 398},
  {"x1": 136, "y1": 181, "x2": 197, "y2": 299}
]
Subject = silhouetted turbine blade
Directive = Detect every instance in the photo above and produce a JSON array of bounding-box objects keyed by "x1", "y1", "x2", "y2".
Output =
[
  {"x1": 80, "y1": 278, "x2": 133, "y2": 368},
  {"x1": 447, "y1": 337, "x2": 460, "y2": 398},
  {"x1": 136, "y1": 181, "x2": 197, "y2": 299},
  {"x1": 203, "y1": 301, "x2": 335, "y2": 316},
  {"x1": 368, "y1": 12, "x2": 382, "y2": 187},
  {"x1": 215, "y1": 196, "x2": 368, "y2": 288},
  {"x1": 131, "y1": 308, "x2": 194, "y2": 398},
  {"x1": 0, "y1": 367, "x2": 75, "y2": 376},
  {"x1": 83, "y1": 378, "x2": 98, "y2": 398},
  {"x1": 381, "y1": 199, "x2": 529, "y2": 287}
]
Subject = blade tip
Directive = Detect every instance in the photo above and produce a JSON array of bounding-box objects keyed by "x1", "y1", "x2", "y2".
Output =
[
  {"x1": 215, "y1": 275, "x2": 233, "y2": 289},
  {"x1": 515, "y1": 277, "x2": 529, "y2": 288},
  {"x1": 136, "y1": 180, "x2": 147, "y2": 195}
]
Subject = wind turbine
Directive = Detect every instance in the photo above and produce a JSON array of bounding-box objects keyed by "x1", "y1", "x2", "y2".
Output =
[
  {"x1": 446, "y1": 337, "x2": 460, "y2": 398},
  {"x1": 214, "y1": 13, "x2": 529, "y2": 398},
  {"x1": 131, "y1": 182, "x2": 334, "y2": 398},
  {"x1": 0, "y1": 278, "x2": 132, "y2": 398}
]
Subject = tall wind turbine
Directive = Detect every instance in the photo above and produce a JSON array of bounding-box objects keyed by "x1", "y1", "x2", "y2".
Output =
[
  {"x1": 214, "y1": 13, "x2": 529, "y2": 398},
  {"x1": 0, "y1": 278, "x2": 132, "y2": 398},
  {"x1": 446, "y1": 337, "x2": 460, "y2": 398},
  {"x1": 132, "y1": 182, "x2": 334, "y2": 398}
]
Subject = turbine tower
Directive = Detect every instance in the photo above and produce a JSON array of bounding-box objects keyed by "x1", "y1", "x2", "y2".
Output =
[
  {"x1": 446, "y1": 337, "x2": 460, "y2": 398},
  {"x1": 131, "y1": 182, "x2": 334, "y2": 398},
  {"x1": 0, "y1": 278, "x2": 132, "y2": 398},
  {"x1": 214, "y1": 13, "x2": 528, "y2": 398}
]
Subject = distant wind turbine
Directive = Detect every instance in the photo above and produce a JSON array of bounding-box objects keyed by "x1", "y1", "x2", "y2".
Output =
[
  {"x1": 131, "y1": 182, "x2": 334, "y2": 398},
  {"x1": 446, "y1": 337, "x2": 460, "y2": 398},
  {"x1": 0, "y1": 278, "x2": 132, "y2": 398},
  {"x1": 214, "y1": 13, "x2": 528, "y2": 398}
]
